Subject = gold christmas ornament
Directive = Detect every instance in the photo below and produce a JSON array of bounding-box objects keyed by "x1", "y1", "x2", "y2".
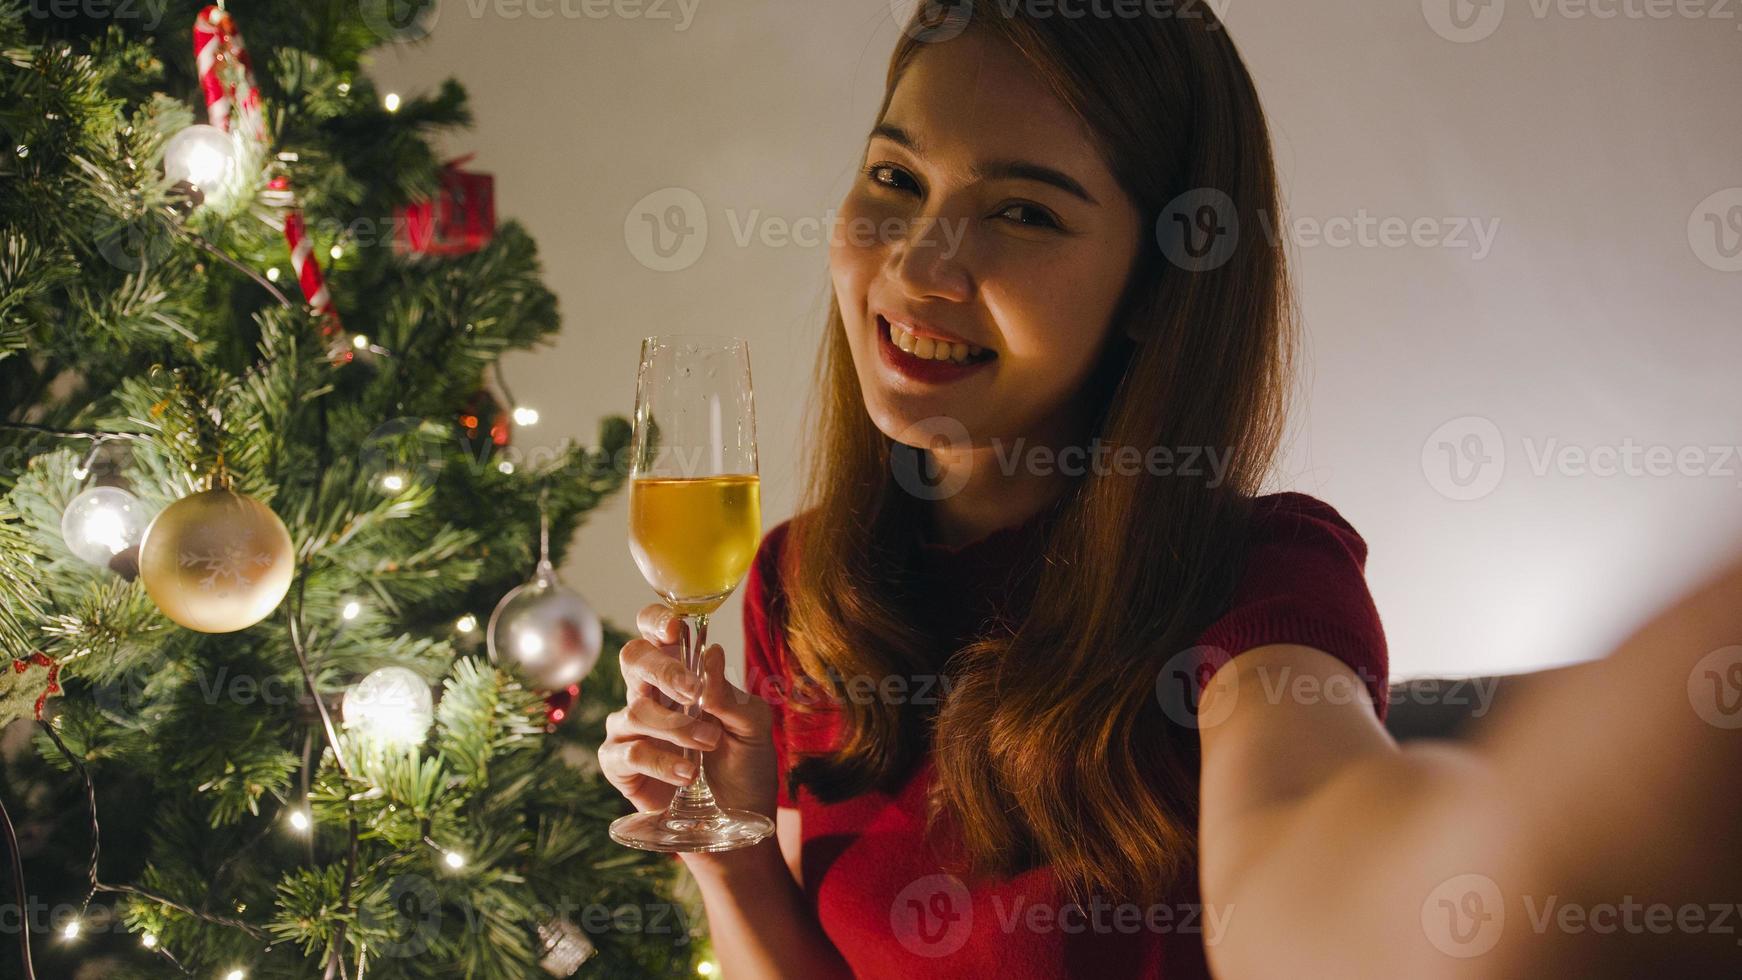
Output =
[{"x1": 139, "y1": 488, "x2": 295, "y2": 633}]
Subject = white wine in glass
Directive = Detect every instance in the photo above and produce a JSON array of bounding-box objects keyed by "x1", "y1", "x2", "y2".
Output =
[{"x1": 611, "y1": 335, "x2": 775, "y2": 853}]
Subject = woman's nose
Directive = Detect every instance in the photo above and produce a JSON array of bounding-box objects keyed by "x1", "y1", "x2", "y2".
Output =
[{"x1": 887, "y1": 213, "x2": 972, "y2": 302}]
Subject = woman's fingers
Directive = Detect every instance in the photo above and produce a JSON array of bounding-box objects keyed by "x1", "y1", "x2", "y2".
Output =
[
  {"x1": 696, "y1": 643, "x2": 772, "y2": 738},
  {"x1": 605, "y1": 695, "x2": 721, "y2": 751},
  {"x1": 618, "y1": 637, "x2": 702, "y2": 706},
  {"x1": 635, "y1": 602, "x2": 681, "y2": 645},
  {"x1": 601, "y1": 734, "x2": 696, "y2": 788}
]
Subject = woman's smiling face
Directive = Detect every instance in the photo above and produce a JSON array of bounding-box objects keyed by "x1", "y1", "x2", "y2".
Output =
[{"x1": 830, "y1": 28, "x2": 1143, "y2": 451}]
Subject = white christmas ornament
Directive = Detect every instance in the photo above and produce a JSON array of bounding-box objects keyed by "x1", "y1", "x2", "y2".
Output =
[
  {"x1": 342, "y1": 666, "x2": 434, "y2": 747},
  {"x1": 60, "y1": 486, "x2": 147, "y2": 567},
  {"x1": 162, "y1": 124, "x2": 240, "y2": 204}
]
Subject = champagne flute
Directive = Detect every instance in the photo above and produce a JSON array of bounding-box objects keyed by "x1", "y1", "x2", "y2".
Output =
[{"x1": 610, "y1": 335, "x2": 775, "y2": 852}]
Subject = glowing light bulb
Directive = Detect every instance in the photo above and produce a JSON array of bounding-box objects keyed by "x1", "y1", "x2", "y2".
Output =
[
  {"x1": 266, "y1": 266, "x2": 280, "y2": 282},
  {"x1": 352, "y1": 333, "x2": 369, "y2": 350},
  {"x1": 497, "y1": 461, "x2": 515, "y2": 475},
  {"x1": 511, "y1": 406, "x2": 540, "y2": 426},
  {"x1": 383, "y1": 93, "x2": 401, "y2": 112},
  {"x1": 443, "y1": 850, "x2": 465, "y2": 869},
  {"x1": 456, "y1": 614, "x2": 478, "y2": 634},
  {"x1": 61, "y1": 920, "x2": 80, "y2": 940},
  {"x1": 342, "y1": 600, "x2": 362, "y2": 621},
  {"x1": 225, "y1": 970, "x2": 246, "y2": 980},
  {"x1": 162, "y1": 124, "x2": 240, "y2": 203},
  {"x1": 141, "y1": 933, "x2": 157, "y2": 948},
  {"x1": 289, "y1": 809, "x2": 311, "y2": 832},
  {"x1": 342, "y1": 666, "x2": 434, "y2": 747},
  {"x1": 60, "y1": 486, "x2": 147, "y2": 567},
  {"x1": 381, "y1": 473, "x2": 406, "y2": 492},
  {"x1": 329, "y1": 245, "x2": 344, "y2": 260},
  {"x1": 697, "y1": 962, "x2": 717, "y2": 977}
]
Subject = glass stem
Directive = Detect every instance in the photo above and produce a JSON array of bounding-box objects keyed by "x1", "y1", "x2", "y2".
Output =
[{"x1": 667, "y1": 612, "x2": 721, "y2": 822}]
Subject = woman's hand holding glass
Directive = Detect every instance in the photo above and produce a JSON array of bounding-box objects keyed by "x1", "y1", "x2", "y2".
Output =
[{"x1": 601, "y1": 602, "x2": 777, "y2": 827}]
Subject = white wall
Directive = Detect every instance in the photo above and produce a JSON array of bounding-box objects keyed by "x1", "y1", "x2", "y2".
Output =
[{"x1": 368, "y1": 0, "x2": 1742, "y2": 680}]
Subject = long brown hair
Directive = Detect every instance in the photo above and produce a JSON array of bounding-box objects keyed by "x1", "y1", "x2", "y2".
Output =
[{"x1": 782, "y1": 0, "x2": 1296, "y2": 903}]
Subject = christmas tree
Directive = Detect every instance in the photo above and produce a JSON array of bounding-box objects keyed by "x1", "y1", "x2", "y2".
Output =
[{"x1": 0, "y1": 2, "x2": 700, "y2": 976}]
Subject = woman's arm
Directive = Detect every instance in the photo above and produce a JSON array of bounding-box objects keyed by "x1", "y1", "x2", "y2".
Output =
[
  {"x1": 1197, "y1": 554, "x2": 1742, "y2": 979},
  {"x1": 687, "y1": 808, "x2": 853, "y2": 979}
]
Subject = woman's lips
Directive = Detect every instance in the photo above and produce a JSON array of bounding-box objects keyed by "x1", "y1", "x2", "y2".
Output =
[{"x1": 876, "y1": 314, "x2": 996, "y2": 385}]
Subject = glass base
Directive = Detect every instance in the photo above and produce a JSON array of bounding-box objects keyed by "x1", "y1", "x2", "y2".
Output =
[{"x1": 609, "y1": 807, "x2": 776, "y2": 853}]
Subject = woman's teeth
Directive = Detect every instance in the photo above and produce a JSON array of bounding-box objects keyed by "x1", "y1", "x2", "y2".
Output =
[{"x1": 887, "y1": 319, "x2": 990, "y2": 363}]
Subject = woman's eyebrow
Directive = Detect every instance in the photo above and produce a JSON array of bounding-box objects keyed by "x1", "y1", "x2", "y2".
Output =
[{"x1": 870, "y1": 122, "x2": 1100, "y2": 207}]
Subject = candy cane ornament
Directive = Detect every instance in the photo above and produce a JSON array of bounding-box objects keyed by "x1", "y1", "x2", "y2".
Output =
[{"x1": 193, "y1": 5, "x2": 349, "y2": 360}]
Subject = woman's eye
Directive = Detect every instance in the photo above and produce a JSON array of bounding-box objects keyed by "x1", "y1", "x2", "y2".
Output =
[
  {"x1": 863, "y1": 163, "x2": 917, "y2": 193},
  {"x1": 997, "y1": 203, "x2": 1061, "y2": 230}
]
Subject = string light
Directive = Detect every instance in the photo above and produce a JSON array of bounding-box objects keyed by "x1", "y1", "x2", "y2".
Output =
[
  {"x1": 225, "y1": 970, "x2": 246, "y2": 980},
  {"x1": 162, "y1": 123, "x2": 240, "y2": 204},
  {"x1": 497, "y1": 461, "x2": 515, "y2": 475},
  {"x1": 266, "y1": 266, "x2": 280, "y2": 282},
  {"x1": 342, "y1": 666, "x2": 434, "y2": 747},
  {"x1": 61, "y1": 919, "x2": 80, "y2": 940},
  {"x1": 456, "y1": 614, "x2": 478, "y2": 634},
  {"x1": 383, "y1": 92, "x2": 401, "y2": 112},
  {"x1": 697, "y1": 961, "x2": 717, "y2": 976},
  {"x1": 443, "y1": 850, "x2": 466, "y2": 869},
  {"x1": 341, "y1": 600, "x2": 362, "y2": 621},
  {"x1": 60, "y1": 485, "x2": 146, "y2": 566},
  {"x1": 380, "y1": 473, "x2": 407, "y2": 492},
  {"x1": 141, "y1": 933, "x2": 157, "y2": 948},
  {"x1": 352, "y1": 333, "x2": 369, "y2": 350},
  {"x1": 329, "y1": 244, "x2": 344, "y2": 260},
  {"x1": 511, "y1": 406, "x2": 539, "y2": 426},
  {"x1": 288, "y1": 809, "x2": 311, "y2": 832}
]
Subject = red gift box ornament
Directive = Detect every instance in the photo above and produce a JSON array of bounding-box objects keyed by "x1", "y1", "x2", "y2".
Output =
[{"x1": 397, "y1": 156, "x2": 495, "y2": 256}]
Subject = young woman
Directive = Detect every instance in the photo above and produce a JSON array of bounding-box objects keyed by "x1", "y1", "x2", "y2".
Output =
[{"x1": 600, "y1": 3, "x2": 1742, "y2": 977}]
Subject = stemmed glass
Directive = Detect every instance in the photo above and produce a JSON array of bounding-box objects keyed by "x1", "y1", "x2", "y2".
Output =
[{"x1": 609, "y1": 335, "x2": 775, "y2": 852}]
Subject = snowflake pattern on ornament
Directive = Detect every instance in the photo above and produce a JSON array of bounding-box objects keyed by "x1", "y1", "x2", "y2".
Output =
[{"x1": 180, "y1": 536, "x2": 275, "y2": 595}]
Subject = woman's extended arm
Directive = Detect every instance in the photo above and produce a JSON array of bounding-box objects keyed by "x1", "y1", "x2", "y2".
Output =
[{"x1": 1197, "y1": 553, "x2": 1742, "y2": 979}]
